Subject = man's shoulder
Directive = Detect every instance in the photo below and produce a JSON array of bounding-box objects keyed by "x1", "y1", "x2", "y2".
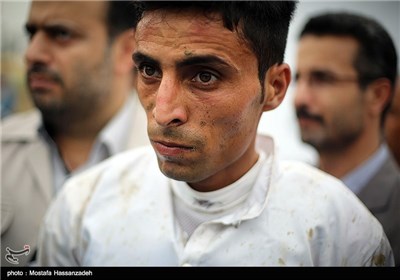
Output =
[
  {"x1": 1, "y1": 110, "x2": 41, "y2": 141},
  {"x1": 278, "y1": 160, "x2": 345, "y2": 189},
  {"x1": 274, "y1": 160, "x2": 370, "y2": 215},
  {"x1": 55, "y1": 146, "x2": 160, "y2": 215},
  {"x1": 374, "y1": 153, "x2": 400, "y2": 182},
  {"x1": 104, "y1": 145, "x2": 156, "y2": 170},
  {"x1": 271, "y1": 160, "x2": 387, "y2": 251},
  {"x1": 1, "y1": 109, "x2": 40, "y2": 127},
  {"x1": 64, "y1": 145, "x2": 157, "y2": 189},
  {"x1": 359, "y1": 152, "x2": 400, "y2": 212}
]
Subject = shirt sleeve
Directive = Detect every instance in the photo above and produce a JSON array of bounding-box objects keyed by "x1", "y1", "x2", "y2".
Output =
[
  {"x1": 36, "y1": 191, "x2": 80, "y2": 266},
  {"x1": 36, "y1": 173, "x2": 95, "y2": 266},
  {"x1": 364, "y1": 231, "x2": 395, "y2": 267}
]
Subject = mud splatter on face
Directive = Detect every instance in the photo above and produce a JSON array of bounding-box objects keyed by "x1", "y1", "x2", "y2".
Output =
[{"x1": 146, "y1": 102, "x2": 154, "y2": 111}]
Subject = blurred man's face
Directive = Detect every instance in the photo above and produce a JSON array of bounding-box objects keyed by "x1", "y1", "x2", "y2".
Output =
[
  {"x1": 294, "y1": 35, "x2": 367, "y2": 152},
  {"x1": 25, "y1": 1, "x2": 113, "y2": 124}
]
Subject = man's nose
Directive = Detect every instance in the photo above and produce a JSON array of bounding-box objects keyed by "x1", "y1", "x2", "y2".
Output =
[
  {"x1": 25, "y1": 31, "x2": 52, "y2": 67},
  {"x1": 293, "y1": 75, "x2": 314, "y2": 109},
  {"x1": 153, "y1": 76, "x2": 188, "y2": 127}
]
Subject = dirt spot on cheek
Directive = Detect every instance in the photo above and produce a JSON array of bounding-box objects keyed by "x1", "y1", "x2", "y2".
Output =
[
  {"x1": 201, "y1": 109, "x2": 214, "y2": 126},
  {"x1": 146, "y1": 102, "x2": 154, "y2": 111}
]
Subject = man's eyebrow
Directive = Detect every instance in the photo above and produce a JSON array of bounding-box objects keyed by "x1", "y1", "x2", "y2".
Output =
[
  {"x1": 132, "y1": 52, "x2": 160, "y2": 69},
  {"x1": 25, "y1": 22, "x2": 73, "y2": 34},
  {"x1": 176, "y1": 55, "x2": 233, "y2": 69},
  {"x1": 132, "y1": 52, "x2": 236, "y2": 72}
]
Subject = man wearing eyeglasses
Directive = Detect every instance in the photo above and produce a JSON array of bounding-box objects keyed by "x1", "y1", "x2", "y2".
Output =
[{"x1": 293, "y1": 12, "x2": 399, "y2": 266}]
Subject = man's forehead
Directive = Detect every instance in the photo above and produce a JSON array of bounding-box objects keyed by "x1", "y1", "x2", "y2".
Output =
[
  {"x1": 29, "y1": 1, "x2": 107, "y2": 24},
  {"x1": 134, "y1": 9, "x2": 256, "y2": 70},
  {"x1": 134, "y1": 9, "x2": 248, "y2": 51},
  {"x1": 136, "y1": 9, "x2": 226, "y2": 36}
]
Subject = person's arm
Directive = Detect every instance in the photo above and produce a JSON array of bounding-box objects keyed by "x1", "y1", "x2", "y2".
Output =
[
  {"x1": 36, "y1": 178, "x2": 90, "y2": 266},
  {"x1": 364, "y1": 231, "x2": 395, "y2": 267}
]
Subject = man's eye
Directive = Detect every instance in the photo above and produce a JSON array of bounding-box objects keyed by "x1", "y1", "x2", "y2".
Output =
[
  {"x1": 57, "y1": 30, "x2": 71, "y2": 40},
  {"x1": 193, "y1": 71, "x2": 217, "y2": 84},
  {"x1": 199, "y1": 72, "x2": 212, "y2": 83},
  {"x1": 312, "y1": 73, "x2": 335, "y2": 83},
  {"x1": 143, "y1": 65, "x2": 156, "y2": 77},
  {"x1": 48, "y1": 28, "x2": 72, "y2": 41},
  {"x1": 138, "y1": 64, "x2": 160, "y2": 79}
]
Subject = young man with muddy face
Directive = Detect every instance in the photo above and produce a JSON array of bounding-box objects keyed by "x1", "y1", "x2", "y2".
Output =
[{"x1": 36, "y1": 2, "x2": 393, "y2": 266}]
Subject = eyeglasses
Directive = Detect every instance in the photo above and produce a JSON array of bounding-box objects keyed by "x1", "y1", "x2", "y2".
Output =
[{"x1": 294, "y1": 70, "x2": 359, "y2": 88}]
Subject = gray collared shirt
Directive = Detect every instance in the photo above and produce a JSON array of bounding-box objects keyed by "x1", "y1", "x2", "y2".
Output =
[
  {"x1": 342, "y1": 144, "x2": 390, "y2": 195},
  {"x1": 39, "y1": 95, "x2": 138, "y2": 193}
]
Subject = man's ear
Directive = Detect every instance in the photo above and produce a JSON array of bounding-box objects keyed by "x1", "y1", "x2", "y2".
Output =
[
  {"x1": 113, "y1": 30, "x2": 136, "y2": 75},
  {"x1": 262, "y1": 63, "x2": 291, "y2": 112},
  {"x1": 365, "y1": 78, "x2": 392, "y2": 118}
]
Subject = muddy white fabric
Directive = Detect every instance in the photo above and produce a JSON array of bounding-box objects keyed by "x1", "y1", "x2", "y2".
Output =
[
  {"x1": 171, "y1": 151, "x2": 265, "y2": 238},
  {"x1": 37, "y1": 136, "x2": 394, "y2": 266}
]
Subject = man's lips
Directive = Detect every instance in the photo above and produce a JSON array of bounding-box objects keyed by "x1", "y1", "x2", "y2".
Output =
[
  {"x1": 296, "y1": 110, "x2": 324, "y2": 127},
  {"x1": 151, "y1": 140, "x2": 194, "y2": 157},
  {"x1": 28, "y1": 73, "x2": 59, "y2": 90},
  {"x1": 297, "y1": 116, "x2": 321, "y2": 126}
]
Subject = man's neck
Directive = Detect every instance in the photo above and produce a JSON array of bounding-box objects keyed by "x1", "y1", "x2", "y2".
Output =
[
  {"x1": 189, "y1": 146, "x2": 259, "y2": 192},
  {"x1": 318, "y1": 134, "x2": 382, "y2": 179},
  {"x1": 43, "y1": 91, "x2": 130, "y2": 171},
  {"x1": 54, "y1": 134, "x2": 97, "y2": 172}
]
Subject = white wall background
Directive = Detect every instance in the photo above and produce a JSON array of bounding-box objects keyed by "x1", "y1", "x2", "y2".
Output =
[
  {"x1": 1, "y1": 1, "x2": 399, "y2": 164},
  {"x1": 1, "y1": 1, "x2": 30, "y2": 53}
]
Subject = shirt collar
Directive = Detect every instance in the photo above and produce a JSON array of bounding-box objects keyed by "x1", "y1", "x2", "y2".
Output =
[
  {"x1": 172, "y1": 135, "x2": 277, "y2": 226},
  {"x1": 171, "y1": 151, "x2": 266, "y2": 214},
  {"x1": 98, "y1": 94, "x2": 137, "y2": 156},
  {"x1": 38, "y1": 93, "x2": 137, "y2": 157},
  {"x1": 38, "y1": 93, "x2": 138, "y2": 193}
]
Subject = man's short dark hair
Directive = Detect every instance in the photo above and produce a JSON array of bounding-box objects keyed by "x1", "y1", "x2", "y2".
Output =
[{"x1": 107, "y1": 1, "x2": 137, "y2": 39}]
